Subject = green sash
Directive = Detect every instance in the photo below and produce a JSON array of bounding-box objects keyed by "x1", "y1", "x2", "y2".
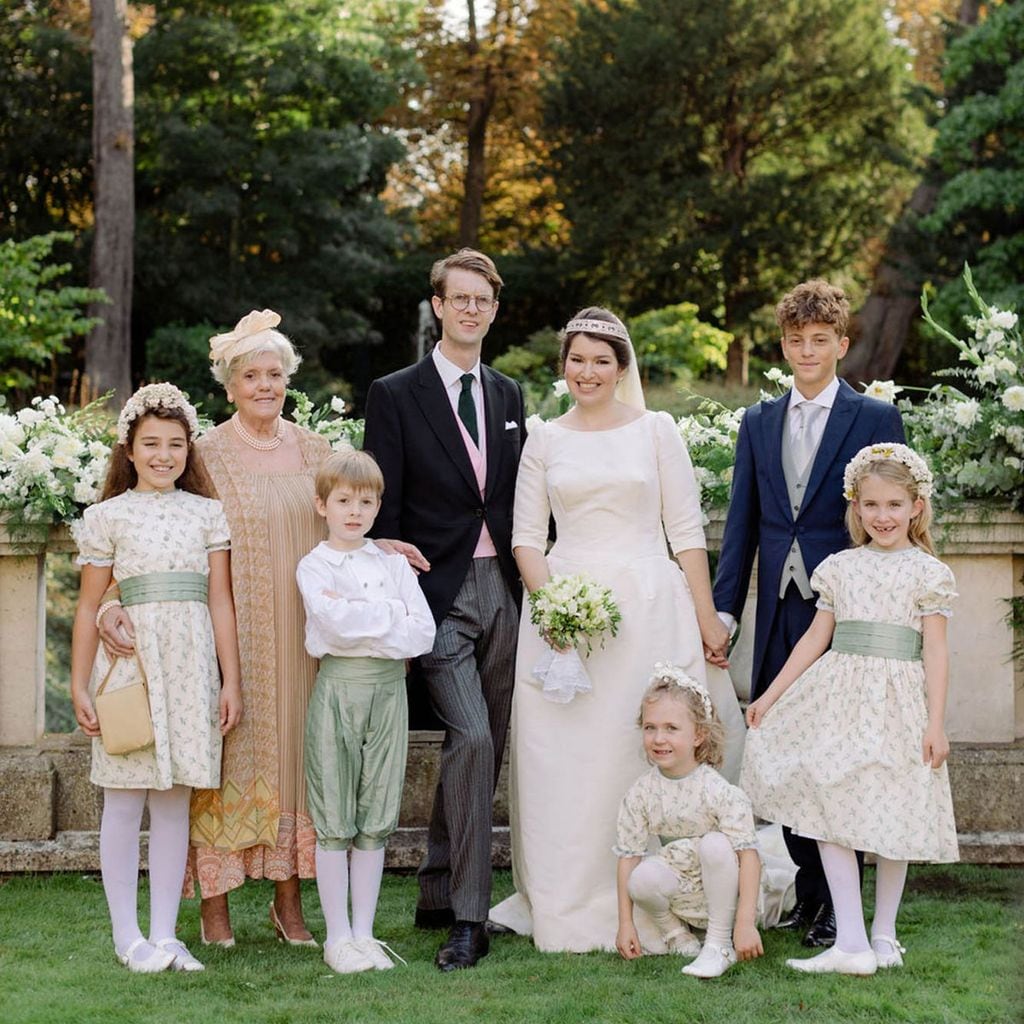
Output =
[
  {"x1": 831, "y1": 620, "x2": 922, "y2": 661},
  {"x1": 120, "y1": 571, "x2": 209, "y2": 606}
]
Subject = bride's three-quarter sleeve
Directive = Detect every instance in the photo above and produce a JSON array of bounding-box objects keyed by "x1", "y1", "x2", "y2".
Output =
[
  {"x1": 511, "y1": 423, "x2": 550, "y2": 552},
  {"x1": 654, "y1": 411, "x2": 707, "y2": 552}
]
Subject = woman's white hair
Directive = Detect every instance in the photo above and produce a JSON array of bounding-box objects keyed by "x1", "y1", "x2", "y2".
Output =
[{"x1": 210, "y1": 329, "x2": 302, "y2": 388}]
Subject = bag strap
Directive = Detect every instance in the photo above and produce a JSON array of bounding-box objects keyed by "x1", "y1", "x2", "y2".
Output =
[{"x1": 95, "y1": 651, "x2": 148, "y2": 698}]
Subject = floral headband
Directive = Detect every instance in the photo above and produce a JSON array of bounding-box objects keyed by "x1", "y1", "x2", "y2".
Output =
[
  {"x1": 209, "y1": 308, "x2": 282, "y2": 366},
  {"x1": 649, "y1": 661, "x2": 713, "y2": 718},
  {"x1": 564, "y1": 316, "x2": 631, "y2": 344},
  {"x1": 842, "y1": 443, "x2": 933, "y2": 500},
  {"x1": 117, "y1": 383, "x2": 199, "y2": 445}
]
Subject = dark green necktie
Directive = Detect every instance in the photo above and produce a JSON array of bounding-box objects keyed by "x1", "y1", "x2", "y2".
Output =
[{"x1": 458, "y1": 373, "x2": 479, "y2": 446}]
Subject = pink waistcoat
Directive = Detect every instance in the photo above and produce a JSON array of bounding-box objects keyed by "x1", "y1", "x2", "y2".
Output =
[{"x1": 454, "y1": 414, "x2": 498, "y2": 558}]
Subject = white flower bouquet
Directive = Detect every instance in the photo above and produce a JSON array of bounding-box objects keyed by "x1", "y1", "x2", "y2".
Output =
[
  {"x1": 0, "y1": 395, "x2": 113, "y2": 534},
  {"x1": 287, "y1": 389, "x2": 363, "y2": 450},
  {"x1": 528, "y1": 573, "x2": 621, "y2": 704}
]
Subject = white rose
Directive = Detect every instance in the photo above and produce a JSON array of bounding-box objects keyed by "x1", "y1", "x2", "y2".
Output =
[
  {"x1": 552, "y1": 379, "x2": 569, "y2": 398},
  {"x1": 990, "y1": 309, "x2": 1018, "y2": 330},
  {"x1": 16, "y1": 408, "x2": 45, "y2": 427},
  {"x1": 330, "y1": 396, "x2": 347, "y2": 414},
  {"x1": 1001, "y1": 386, "x2": 1024, "y2": 412},
  {"x1": 88, "y1": 441, "x2": 110, "y2": 460},
  {"x1": 952, "y1": 400, "x2": 980, "y2": 428},
  {"x1": 0, "y1": 414, "x2": 26, "y2": 445},
  {"x1": 73, "y1": 479, "x2": 100, "y2": 504}
]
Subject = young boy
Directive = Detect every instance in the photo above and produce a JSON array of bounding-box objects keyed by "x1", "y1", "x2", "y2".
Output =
[
  {"x1": 296, "y1": 450, "x2": 436, "y2": 974},
  {"x1": 712, "y1": 280, "x2": 904, "y2": 947}
]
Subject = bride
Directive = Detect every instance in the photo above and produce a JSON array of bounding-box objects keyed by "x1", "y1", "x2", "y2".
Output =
[{"x1": 489, "y1": 307, "x2": 747, "y2": 952}]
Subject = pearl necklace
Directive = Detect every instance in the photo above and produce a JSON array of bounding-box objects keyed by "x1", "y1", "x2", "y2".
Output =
[{"x1": 232, "y1": 413, "x2": 283, "y2": 451}]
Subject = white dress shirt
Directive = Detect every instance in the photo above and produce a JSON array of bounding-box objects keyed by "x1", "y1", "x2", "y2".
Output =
[
  {"x1": 432, "y1": 343, "x2": 487, "y2": 452},
  {"x1": 296, "y1": 541, "x2": 436, "y2": 660}
]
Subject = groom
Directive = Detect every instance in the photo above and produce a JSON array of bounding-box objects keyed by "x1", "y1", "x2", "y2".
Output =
[
  {"x1": 363, "y1": 248, "x2": 525, "y2": 971},
  {"x1": 713, "y1": 279, "x2": 904, "y2": 947}
]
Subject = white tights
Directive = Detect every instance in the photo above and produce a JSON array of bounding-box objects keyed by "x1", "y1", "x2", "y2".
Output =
[
  {"x1": 628, "y1": 832, "x2": 739, "y2": 948},
  {"x1": 315, "y1": 846, "x2": 387, "y2": 946},
  {"x1": 100, "y1": 786, "x2": 191, "y2": 957},
  {"x1": 817, "y1": 840, "x2": 909, "y2": 954}
]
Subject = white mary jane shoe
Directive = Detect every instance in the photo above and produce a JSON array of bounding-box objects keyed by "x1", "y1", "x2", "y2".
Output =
[
  {"x1": 787, "y1": 946, "x2": 877, "y2": 976},
  {"x1": 154, "y1": 937, "x2": 205, "y2": 972},
  {"x1": 681, "y1": 942, "x2": 737, "y2": 978},
  {"x1": 117, "y1": 937, "x2": 176, "y2": 974},
  {"x1": 871, "y1": 936, "x2": 906, "y2": 968}
]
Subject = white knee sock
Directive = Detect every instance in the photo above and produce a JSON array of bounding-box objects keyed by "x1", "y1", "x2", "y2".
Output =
[
  {"x1": 350, "y1": 847, "x2": 386, "y2": 940},
  {"x1": 100, "y1": 788, "x2": 148, "y2": 954},
  {"x1": 698, "y1": 831, "x2": 739, "y2": 948},
  {"x1": 817, "y1": 840, "x2": 870, "y2": 953},
  {"x1": 627, "y1": 857, "x2": 683, "y2": 934},
  {"x1": 871, "y1": 856, "x2": 908, "y2": 944},
  {"x1": 147, "y1": 785, "x2": 192, "y2": 942},
  {"x1": 315, "y1": 847, "x2": 352, "y2": 946}
]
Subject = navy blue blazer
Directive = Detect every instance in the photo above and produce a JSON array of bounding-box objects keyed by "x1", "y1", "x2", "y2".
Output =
[
  {"x1": 362, "y1": 353, "x2": 525, "y2": 625},
  {"x1": 712, "y1": 379, "x2": 904, "y2": 689}
]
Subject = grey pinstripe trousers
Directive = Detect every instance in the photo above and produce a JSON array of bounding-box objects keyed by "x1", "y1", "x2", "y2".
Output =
[{"x1": 416, "y1": 557, "x2": 518, "y2": 922}]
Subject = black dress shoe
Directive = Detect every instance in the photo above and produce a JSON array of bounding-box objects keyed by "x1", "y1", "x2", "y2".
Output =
[
  {"x1": 415, "y1": 906, "x2": 456, "y2": 930},
  {"x1": 803, "y1": 904, "x2": 837, "y2": 948},
  {"x1": 774, "y1": 898, "x2": 820, "y2": 932},
  {"x1": 435, "y1": 921, "x2": 489, "y2": 971}
]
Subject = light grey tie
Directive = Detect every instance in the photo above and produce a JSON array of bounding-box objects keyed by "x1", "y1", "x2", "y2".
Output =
[{"x1": 792, "y1": 402, "x2": 823, "y2": 476}]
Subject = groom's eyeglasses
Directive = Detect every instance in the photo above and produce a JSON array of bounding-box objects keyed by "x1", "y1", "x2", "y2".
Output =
[{"x1": 443, "y1": 293, "x2": 496, "y2": 313}]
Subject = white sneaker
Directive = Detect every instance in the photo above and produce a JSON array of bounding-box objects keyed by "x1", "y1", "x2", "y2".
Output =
[
  {"x1": 354, "y1": 937, "x2": 406, "y2": 970},
  {"x1": 681, "y1": 942, "x2": 737, "y2": 978},
  {"x1": 153, "y1": 937, "x2": 205, "y2": 972},
  {"x1": 871, "y1": 936, "x2": 905, "y2": 968},
  {"x1": 786, "y1": 946, "x2": 877, "y2": 976},
  {"x1": 323, "y1": 938, "x2": 374, "y2": 974}
]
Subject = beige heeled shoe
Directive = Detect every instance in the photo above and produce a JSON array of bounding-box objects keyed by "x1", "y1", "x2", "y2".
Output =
[{"x1": 269, "y1": 901, "x2": 319, "y2": 947}]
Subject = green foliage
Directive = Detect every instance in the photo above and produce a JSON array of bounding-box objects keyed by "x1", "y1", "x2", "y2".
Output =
[
  {"x1": 491, "y1": 326, "x2": 564, "y2": 414},
  {"x1": 922, "y1": 3, "x2": 1024, "y2": 326},
  {"x1": 0, "y1": 232, "x2": 105, "y2": 401},
  {"x1": 131, "y1": 0, "x2": 420, "y2": 365},
  {"x1": 143, "y1": 322, "x2": 229, "y2": 421},
  {"x1": 544, "y1": 0, "x2": 928, "y2": 345},
  {"x1": 628, "y1": 303, "x2": 731, "y2": 384}
]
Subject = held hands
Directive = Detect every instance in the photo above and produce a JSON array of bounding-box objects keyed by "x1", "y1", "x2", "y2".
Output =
[
  {"x1": 922, "y1": 722, "x2": 950, "y2": 769},
  {"x1": 615, "y1": 922, "x2": 643, "y2": 960},
  {"x1": 733, "y1": 920, "x2": 764, "y2": 961},
  {"x1": 98, "y1": 605, "x2": 136, "y2": 659},
  {"x1": 219, "y1": 683, "x2": 244, "y2": 736},
  {"x1": 699, "y1": 613, "x2": 731, "y2": 668}
]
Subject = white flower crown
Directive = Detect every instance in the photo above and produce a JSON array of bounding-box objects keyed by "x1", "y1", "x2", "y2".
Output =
[
  {"x1": 650, "y1": 661, "x2": 713, "y2": 718},
  {"x1": 116, "y1": 383, "x2": 199, "y2": 445},
  {"x1": 842, "y1": 443, "x2": 933, "y2": 500}
]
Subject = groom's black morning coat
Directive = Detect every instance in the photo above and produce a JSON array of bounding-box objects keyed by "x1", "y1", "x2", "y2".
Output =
[{"x1": 362, "y1": 353, "x2": 526, "y2": 624}]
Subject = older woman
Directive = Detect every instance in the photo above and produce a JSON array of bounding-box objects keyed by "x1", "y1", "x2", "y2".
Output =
[{"x1": 101, "y1": 311, "x2": 341, "y2": 944}]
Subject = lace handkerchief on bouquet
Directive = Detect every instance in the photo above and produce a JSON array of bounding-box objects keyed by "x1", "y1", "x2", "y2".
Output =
[{"x1": 528, "y1": 573, "x2": 621, "y2": 704}]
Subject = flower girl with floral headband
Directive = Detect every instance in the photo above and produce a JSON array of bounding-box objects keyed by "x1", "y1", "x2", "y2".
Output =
[
  {"x1": 71, "y1": 384, "x2": 242, "y2": 973},
  {"x1": 741, "y1": 443, "x2": 959, "y2": 976}
]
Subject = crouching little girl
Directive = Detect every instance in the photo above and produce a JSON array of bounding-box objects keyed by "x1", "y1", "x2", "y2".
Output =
[{"x1": 615, "y1": 664, "x2": 765, "y2": 978}]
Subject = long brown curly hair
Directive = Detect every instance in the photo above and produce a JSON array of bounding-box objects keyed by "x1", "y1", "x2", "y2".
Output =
[{"x1": 99, "y1": 407, "x2": 218, "y2": 502}]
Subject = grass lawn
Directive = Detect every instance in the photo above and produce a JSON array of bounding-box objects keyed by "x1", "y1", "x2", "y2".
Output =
[{"x1": 1, "y1": 866, "x2": 1021, "y2": 1024}]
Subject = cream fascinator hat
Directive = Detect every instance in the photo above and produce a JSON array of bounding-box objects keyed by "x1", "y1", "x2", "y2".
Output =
[{"x1": 209, "y1": 309, "x2": 282, "y2": 366}]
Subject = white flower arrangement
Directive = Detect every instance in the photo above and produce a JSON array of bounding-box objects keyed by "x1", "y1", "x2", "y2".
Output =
[
  {"x1": 287, "y1": 389, "x2": 363, "y2": 451},
  {"x1": 528, "y1": 573, "x2": 622, "y2": 703},
  {"x1": 0, "y1": 395, "x2": 114, "y2": 531},
  {"x1": 675, "y1": 397, "x2": 744, "y2": 511},
  {"x1": 891, "y1": 265, "x2": 1024, "y2": 510}
]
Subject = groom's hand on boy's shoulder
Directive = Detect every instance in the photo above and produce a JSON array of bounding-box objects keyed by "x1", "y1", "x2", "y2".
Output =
[{"x1": 374, "y1": 538, "x2": 431, "y2": 573}]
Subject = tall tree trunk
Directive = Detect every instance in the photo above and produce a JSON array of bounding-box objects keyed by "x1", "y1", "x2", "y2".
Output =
[
  {"x1": 843, "y1": 1, "x2": 981, "y2": 386},
  {"x1": 457, "y1": 0, "x2": 494, "y2": 249},
  {"x1": 86, "y1": 0, "x2": 134, "y2": 404}
]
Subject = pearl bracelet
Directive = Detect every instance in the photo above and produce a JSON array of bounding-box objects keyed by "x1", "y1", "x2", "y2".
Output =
[{"x1": 95, "y1": 599, "x2": 123, "y2": 630}]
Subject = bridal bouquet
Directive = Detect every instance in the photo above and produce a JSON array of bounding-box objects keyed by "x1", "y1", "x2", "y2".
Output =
[{"x1": 528, "y1": 573, "x2": 621, "y2": 704}]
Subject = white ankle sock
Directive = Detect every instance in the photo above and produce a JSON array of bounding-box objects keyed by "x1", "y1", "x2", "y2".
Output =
[
  {"x1": 871, "y1": 856, "x2": 908, "y2": 943},
  {"x1": 350, "y1": 847, "x2": 386, "y2": 940},
  {"x1": 817, "y1": 841, "x2": 870, "y2": 953},
  {"x1": 698, "y1": 831, "x2": 739, "y2": 948},
  {"x1": 100, "y1": 788, "x2": 148, "y2": 954},
  {"x1": 147, "y1": 785, "x2": 192, "y2": 942},
  {"x1": 315, "y1": 847, "x2": 352, "y2": 946}
]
